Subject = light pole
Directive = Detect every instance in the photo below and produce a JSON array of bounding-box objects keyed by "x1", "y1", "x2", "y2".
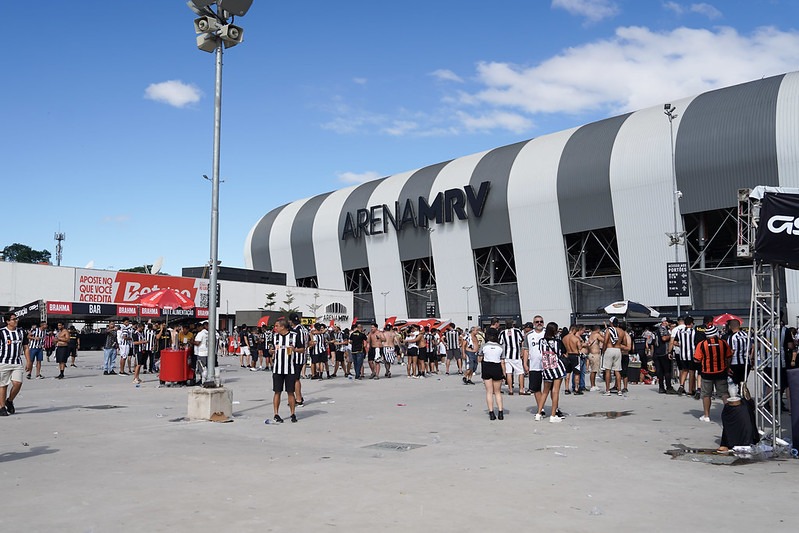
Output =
[
  {"x1": 665, "y1": 103, "x2": 685, "y2": 317},
  {"x1": 381, "y1": 291, "x2": 390, "y2": 324},
  {"x1": 462, "y1": 285, "x2": 473, "y2": 327},
  {"x1": 189, "y1": 0, "x2": 252, "y2": 387}
]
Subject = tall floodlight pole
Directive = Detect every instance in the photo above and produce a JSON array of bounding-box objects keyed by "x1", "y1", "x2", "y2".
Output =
[
  {"x1": 665, "y1": 103, "x2": 684, "y2": 317},
  {"x1": 189, "y1": 0, "x2": 252, "y2": 387}
]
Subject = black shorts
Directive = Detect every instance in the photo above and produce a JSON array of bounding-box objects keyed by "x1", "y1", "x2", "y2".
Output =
[
  {"x1": 311, "y1": 354, "x2": 326, "y2": 364},
  {"x1": 676, "y1": 358, "x2": 692, "y2": 371},
  {"x1": 272, "y1": 373, "x2": 297, "y2": 393},
  {"x1": 68, "y1": 345, "x2": 78, "y2": 358},
  {"x1": 482, "y1": 361, "x2": 504, "y2": 381},
  {"x1": 55, "y1": 346, "x2": 70, "y2": 364},
  {"x1": 729, "y1": 364, "x2": 746, "y2": 385},
  {"x1": 621, "y1": 353, "x2": 630, "y2": 372},
  {"x1": 408, "y1": 346, "x2": 419, "y2": 357},
  {"x1": 137, "y1": 350, "x2": 149, "y2": 366},
  {"x1": 368, "y1": 347, "x2": 379, "y2": 361},
  {"x1": 529, "y1": 370, "x2": 543, "y2": 393},
  {"x1": 564, "y1": 354, "x2": 580, "y2": 373},
  {"x1": 335, "y1": 351, "x2": 344, "y2": 362}
]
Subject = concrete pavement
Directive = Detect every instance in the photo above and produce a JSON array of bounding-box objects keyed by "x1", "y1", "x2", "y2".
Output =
[{"x1": 1, "y1": 350, "x2": 796, "y2": 532}]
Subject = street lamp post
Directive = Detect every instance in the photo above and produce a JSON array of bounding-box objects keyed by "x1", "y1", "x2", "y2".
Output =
[
  {"x1": 380, "y1": 291, "x2": 390, "y2": 324},
  {"x1": 462, "y1": 285, "x2": 473, "y2": 327},
  {"x1": 665, "y1": 103, "x2": 685, "y2": 317},
  {"x1": 189, "y1": 0, "x2": 252, "y2": 387}
]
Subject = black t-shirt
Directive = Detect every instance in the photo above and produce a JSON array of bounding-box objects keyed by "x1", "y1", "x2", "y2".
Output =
[
  {"x1": 350, "y1": 330, "x2": 367, "y2": 353},
  {"x1": 653, "y1": 325, "x2": 670, "y2": 356}
]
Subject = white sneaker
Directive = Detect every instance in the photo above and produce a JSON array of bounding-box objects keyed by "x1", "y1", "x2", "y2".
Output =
[
  {"x1": 534, "y1": 413, "x2": 542, "y2": 421},
  {"x1": 603, "y1": 391, "x2": 611, "y2": 396},
  {"x1": 589, "y1": 386, "x2": 600, "y2": 392},
  {"x1": 549, "y1": 415, "x2": 562, "y2": 423},
  {"x1": 699, "y1": 415, "x2": 711, "y2": 422}
]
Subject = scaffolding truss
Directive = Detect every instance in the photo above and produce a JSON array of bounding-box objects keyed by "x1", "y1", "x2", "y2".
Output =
[{"x1": 738, "y1": 188, "x2": 782, "y2": 440}]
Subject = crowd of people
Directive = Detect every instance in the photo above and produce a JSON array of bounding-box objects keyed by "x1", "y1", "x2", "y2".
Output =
[{"x1": 2, "y1": 311, "x2": 795, "y2": 424}]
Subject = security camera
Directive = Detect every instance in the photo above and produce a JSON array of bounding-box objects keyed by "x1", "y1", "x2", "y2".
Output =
[
  {"x1": 676, "y1": 191, "x2": 683, "y2": 199},
  {"x1": 194, "y1": 16, "x2": 222, "y2": 33},
  {"x1": 664, "y1": 103, "x2": 672, "y2": 111},
  {"x1": 219, "y1": 23, "x2": 244, "y2": 47},
  {"x1": 196, "y1": 32, "x2": 220, "y2": 53}
]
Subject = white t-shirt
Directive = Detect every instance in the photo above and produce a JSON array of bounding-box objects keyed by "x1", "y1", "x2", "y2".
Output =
[
  {"x1": 479, "y1": 342, "x2": 505, "y2": 363},
  {"x1": 195, "y1": 329, "x2": 209, "y2": 357},
  {"x1": 524, "y1": 329, "x2": 545, "y2": 371}
]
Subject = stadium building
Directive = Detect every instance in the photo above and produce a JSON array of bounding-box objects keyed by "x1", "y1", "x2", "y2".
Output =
[{"x1": 245, "y1": 72, "x2": 799, "y2": 327}]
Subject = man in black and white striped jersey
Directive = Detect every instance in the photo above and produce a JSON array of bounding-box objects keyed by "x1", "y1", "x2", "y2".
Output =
[
  {"x1": 1, "y1": 313, "x2": 31, "y2": 416},
  {"x1": 27, "y1": 321, "x2": 47, "y2": 379},
  {"x1": 444, "y1": 324, "x2": 463, "y2": 375},
  {"x1": 499, "y1": 319, "x2": 525, "y2": 394},
  {"x1": 670, "y1": 316, "x2": 697, "y2": 397},
  {"x1": 288, "y1": 313, "x2": 309, "y2": 406},
  {"x1": 269, "y1": 318, "x2": 304, "y2": 423},
  {"x1": 726, "y1": 319, "x2": 750, "y2": 387}
]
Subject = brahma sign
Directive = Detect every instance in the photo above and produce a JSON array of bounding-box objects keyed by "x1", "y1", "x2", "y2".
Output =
[{"x1": 74, "y1": 269, "x2": 209, "y2": 306}]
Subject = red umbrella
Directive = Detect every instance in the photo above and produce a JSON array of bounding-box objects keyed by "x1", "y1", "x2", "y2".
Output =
[
  {"x1": 257, "y1": 316, "x2": 271, "y2": 328},
  {"x1": 137, "y1": 288, "x2": 195, "y2": 310},
  {"x1": 713, "y1": 313, "x2": 742, "y2": 326}
]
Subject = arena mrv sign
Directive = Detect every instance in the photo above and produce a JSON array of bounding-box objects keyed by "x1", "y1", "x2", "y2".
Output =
[{"x1": 341, "y1": 181, "x2": 491, "y2": 240}]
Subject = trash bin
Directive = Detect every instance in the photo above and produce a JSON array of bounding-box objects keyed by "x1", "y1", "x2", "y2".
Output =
[{"x1": 159, "y1": 349, "x2": 189, "y2": 384}]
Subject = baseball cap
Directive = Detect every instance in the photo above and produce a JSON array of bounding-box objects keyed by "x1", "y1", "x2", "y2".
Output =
[{"x1": 522, "y1": 322, "x2": 534, "y2": 329}]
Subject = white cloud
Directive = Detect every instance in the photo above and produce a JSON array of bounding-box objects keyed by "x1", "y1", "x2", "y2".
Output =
[
  {"x1": 337, "y1": 171, "x2": 382, "y2": 184},
  {"x1": 552, "y1": 0, "x2": 619, "y2": 23},
  {"x1": 353, "y1": 77, "x2": 368, "y2": 85},
  {"x1": 430, "y1": 69, "x2": 464, "y2": 83},
  {"x1": 456, "y1": 111, "x2": 533, "y2": 134},
  {"x1": 144, "y1": 80, "x2": 202, "y2": 108},
  {"x1": 383, "y1": 120, "x2": 419, "y2": 136},
  {"x1": 690, "y1": 3, "x2": 722, "y2": 19},
  {"x1": 664, "y1": 2, "x2": 722, "y2": 19},
  {"x1": 102, "y1": 214, "x2": 130, "y2": 224},
  {"x1": 458, "y1": 25, "x2": 799, "y2": 117}
]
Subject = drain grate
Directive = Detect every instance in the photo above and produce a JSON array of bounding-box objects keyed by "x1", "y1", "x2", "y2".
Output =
[
  {"x1": 363, "y1": 441, "x2": 426, "y2": 452},
  {"x1": 83, "y1": 405, "x2": 126, "y2": 410}
]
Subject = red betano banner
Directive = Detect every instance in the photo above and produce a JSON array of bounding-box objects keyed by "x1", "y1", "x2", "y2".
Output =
[{"x1": 73, "y1": 268, "x2": 209, "y2": 306}]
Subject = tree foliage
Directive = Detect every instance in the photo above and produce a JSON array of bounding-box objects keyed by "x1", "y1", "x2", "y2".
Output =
[{"x1": 2, "y1": 243, "x2": 52, "y2": 264}]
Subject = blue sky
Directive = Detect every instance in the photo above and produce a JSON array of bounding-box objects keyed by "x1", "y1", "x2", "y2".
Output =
[{"x1": 4, "y1": 0, "x2": 799, "y2": 276}]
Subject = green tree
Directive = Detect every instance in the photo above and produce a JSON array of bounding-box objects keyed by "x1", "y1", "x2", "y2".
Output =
[
  {"x1": 119, "y1": 265, "x2": 169, "y2": 275},
  {"x1": 264, "y1": 292, "x2": 277, "y2": 310},
  {"x1": 279, "y1": 289, "x2": 299, "y2": 314},
  {"x1": 2, "y1": 243, "x2": 51, "y2": 264}
]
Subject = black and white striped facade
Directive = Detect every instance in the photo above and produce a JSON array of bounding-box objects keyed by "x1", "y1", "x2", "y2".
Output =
[{"x1": 246, "y1": 72, "x2": 799, "y2": 326}]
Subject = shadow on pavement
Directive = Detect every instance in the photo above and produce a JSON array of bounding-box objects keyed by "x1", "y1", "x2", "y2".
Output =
[{"x1": 0, "y1": 446, "x2": 59, "y2": 463}]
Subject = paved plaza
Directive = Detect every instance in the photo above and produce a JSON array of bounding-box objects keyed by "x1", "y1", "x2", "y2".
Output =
[{"x1": 1, "y1": 350, "x2": 797, "y2": 532}]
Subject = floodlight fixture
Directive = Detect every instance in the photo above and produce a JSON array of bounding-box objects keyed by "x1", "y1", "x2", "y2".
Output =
[
  {"x1": 218, "y1": 0, "x2": 254, "y2": 17},
  {"x1": 187, "y1": 0, "x2": 216, "y2": 16}
]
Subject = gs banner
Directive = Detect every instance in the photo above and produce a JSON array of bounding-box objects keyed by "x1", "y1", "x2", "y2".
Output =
[{"x1": 754, "y1": 192, "x2": 799, "y2": 269}]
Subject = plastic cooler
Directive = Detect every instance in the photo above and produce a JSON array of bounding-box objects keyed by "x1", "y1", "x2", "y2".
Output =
[{"x1": 159, "y1": 349, "x2": 189, "y2": 383}]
